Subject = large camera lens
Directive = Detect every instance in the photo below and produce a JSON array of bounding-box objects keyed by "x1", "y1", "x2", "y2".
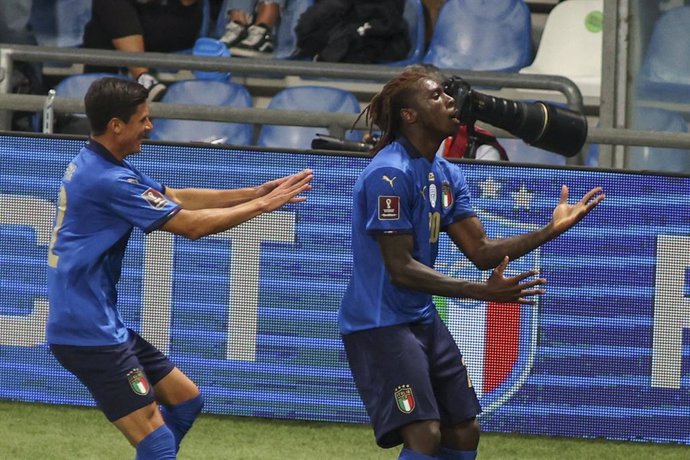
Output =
[
  {"x1": 443, "y1": 76, "x2": 588, "y2": 158},
  {"x1": 470, "y1": 92, "x2": 587, "y2": 158}
]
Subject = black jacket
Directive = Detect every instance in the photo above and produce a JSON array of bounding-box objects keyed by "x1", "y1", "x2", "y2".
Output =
[{"x1": 295, "y1": 0, "x2": 410, "y2": 64}]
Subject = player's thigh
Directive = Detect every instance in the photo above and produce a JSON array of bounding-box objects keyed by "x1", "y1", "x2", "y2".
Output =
[
  {"x1": 50, "y1": 341, "x2": 159, "y2": 423},
  {"x1": 343, "y1": 324, "x2": 440, "y2": 448},
  {"x1": 127, "y1": 329, "x2": 199, "y2": 405},
  {"x1": 154, "y1": 367, "x2": 200, "y2": 406},
  {"x1": 112, "y1": 401, "x2": 166, "y2": 446}
]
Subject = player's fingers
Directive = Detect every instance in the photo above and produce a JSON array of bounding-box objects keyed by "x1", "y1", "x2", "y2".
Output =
[
  {"x1": 493, "y1": 256, "x2": 509, "y2": 277},
  {"x1": 580, "y1": 186, "x2": 604, "y2": 204},
  {"x1": 516, "y1": 297, "x2": 537, "y2": 305},
  {"x1": 509, "y1": 269, "x2": 541, "y2": 283},
  {"x1": 559, "y1": 184, "x2": 569, "y2": 204},
  {"x1": 584, "y1": 192, "x2": 605, "y2": 211},
  {"x1": 279, "y1": 174, "x2": 313, "y2": 194}
]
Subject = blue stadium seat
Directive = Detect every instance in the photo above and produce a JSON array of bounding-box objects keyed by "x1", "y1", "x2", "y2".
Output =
[
  {"x1": 636, "y1": 6, "x2": 690, "y2": 103},
  {"x1": 627, "y1": 107, "x2": 690, "y2": 173},
  {"x1": 53, "y1": 73, "x2": 130, "y2": 134},
  {"x1": 387, "y1": 0, "x2": 426, "y2": 66},
  {"x1": 257, "y1": 86, "x2": 361, "y2": 149},
  {"x1": 54, "y1": 73, "x2": 129, "y2": 99},
  {"x1": 30, "y1": 0, "x2": 91, "y2": 47},
  {"x1": 423, "y1": 0, "x2": 532, "y2": 72},
  {"x1": 149, "y1": 80, "x2": 253, "y2": 145}
]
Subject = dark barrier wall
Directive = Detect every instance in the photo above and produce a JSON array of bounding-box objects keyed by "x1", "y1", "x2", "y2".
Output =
[{"x1": 1, "y1": 135, "x2": 689, "y2": 443}]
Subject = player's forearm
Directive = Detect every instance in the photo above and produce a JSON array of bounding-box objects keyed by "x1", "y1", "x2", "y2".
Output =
[
  {"x1": 164, "y1": 199, "x2": 269, "y2": 239},
  {"x1": 167, "y1": 186, "x2": 259, "y2": 210},
  {"x1": 387, "y1": 259, "x2": 484, "y2": 300},
  {"x1": 473, "y1": 224, "x2": 557, "y2": 270}
]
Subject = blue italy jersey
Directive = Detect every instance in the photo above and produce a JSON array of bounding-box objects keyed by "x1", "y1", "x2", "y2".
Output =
[
  {"x1": 46, "y1": 140, "x2": 180, "y2": 346},
  {"x1": 338, "y1": 137, "x2": 476, "y2": 334}
]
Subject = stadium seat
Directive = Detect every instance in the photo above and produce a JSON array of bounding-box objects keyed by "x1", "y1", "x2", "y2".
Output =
[
  {"x1": 422, "y1": 0, "x2": 532, "y2": 72},
  {"x1": 627, "y1": 107, "x2": 690, "y2": 173},
  {"x1": 191, "y1": 38, "x2": 231, "y2": 81},
  {"x1": 636, "y1": 6, "x2": 690, "y2": 103},
  {"x1": 213, "y1": 0, "x2": 314, "y2": 58},
  {"x1": 387, "y1": 0, "x2": 426, "y2": 67},
  {"x1": 256, "y1": 86, "x2": 361, "y2": 149},
  {"x1": 519, "y1": 0, "x2": 603, "y2": 99},
  {"x1": 53, "y1": 73, "x2": 130, "y2": 134},
  {"x1": 149, "y1": 80, "x2": 253, "y2": 145},
  {"x1": 29, "y1": 0, "x2": 91, "y2": 48}
]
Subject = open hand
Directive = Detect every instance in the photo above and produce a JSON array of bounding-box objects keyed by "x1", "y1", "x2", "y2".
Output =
[
  {"x1": 476, "y1": 256, "x2": 546, "y2": 305},
  {"x1": 551, "y1": 185, "x2": 605, "y2": 234},
  {"x1": 260, "y1": 169, "x2": 313, "y2": 212}
]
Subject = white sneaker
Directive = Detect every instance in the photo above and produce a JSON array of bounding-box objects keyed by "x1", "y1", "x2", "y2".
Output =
[
  {"x1": 231, "y1": 24, "x2": 275, "y2": 58},
  {"x1": 220, "y1": 20, "x2": 248, "y2": 47},
  {"x1": 136, "y1": 72, "x2": 167, "y2": 102}
]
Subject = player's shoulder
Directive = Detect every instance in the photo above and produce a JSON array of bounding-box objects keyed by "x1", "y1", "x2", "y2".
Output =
[
  {"x1": 69, "y1": 148, "x2": 137, "y2": 191},
  {"x1": 366, "y1": 142, "x2": 413, "y2": 172},
  {"x1": 434, "y1": 153, "x2": 464, "y2": 176}
]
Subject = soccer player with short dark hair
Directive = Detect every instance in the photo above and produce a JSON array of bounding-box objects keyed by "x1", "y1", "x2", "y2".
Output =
[
  {"x1": 339, "y1": 69, "x2": 604, "y2": 460},
  {"x1": 46, "y1": 77, "x2": 312, "y2": 458}
]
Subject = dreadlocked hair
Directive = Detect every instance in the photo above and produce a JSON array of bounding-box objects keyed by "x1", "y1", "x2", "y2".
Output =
[{"x1": 351, "y1": 69, "x2": 430, "y2": 154}]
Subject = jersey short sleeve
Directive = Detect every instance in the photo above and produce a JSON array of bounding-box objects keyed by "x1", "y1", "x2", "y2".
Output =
[
  {"x1": 103, "y1": 163, "x2": 180, "y2": 233},
  {"x1": 361, "y1": 166, "x2": 414, "y2": 234}
]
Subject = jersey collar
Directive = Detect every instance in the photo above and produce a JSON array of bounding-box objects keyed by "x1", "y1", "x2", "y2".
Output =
[
  {"x1": 397, "y1": 136, "x2": 424, "y2": 159},
  {"x1": 86, "y1": 138, "x2": 122, "y2": 165}
]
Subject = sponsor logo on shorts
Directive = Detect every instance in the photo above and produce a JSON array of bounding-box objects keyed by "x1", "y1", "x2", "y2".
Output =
[
  {"x1": 141, "y1": 187, "x2": 168, "y2": 209},
  {"x1": 394, "y1": 384, "x2": 415, "y2": 414},
  {"x1": 126, "y1": 368, "x2": 150, "y2": 396}
]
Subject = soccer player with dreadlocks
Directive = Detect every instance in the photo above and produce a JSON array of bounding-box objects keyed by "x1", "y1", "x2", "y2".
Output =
[{"x1": 338, "y1": 69, "x2": 604, "y2": 460}]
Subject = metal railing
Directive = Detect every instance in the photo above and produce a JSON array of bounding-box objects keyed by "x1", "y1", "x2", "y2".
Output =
[{"x1": 2, "y1": 44, "x2": 690, "y2": 167}]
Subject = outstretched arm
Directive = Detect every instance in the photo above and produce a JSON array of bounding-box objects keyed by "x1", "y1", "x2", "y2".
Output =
[
  {"x1": 378, "y1": 233, "x2": 545, "y2": 304},
  {"x1": 160, "y1": 169, "x2": 313, "y2": 239},
  {"x1": 447, "y1": 185, "x2": 605, "y2": 270},
  {"x1": 165, "y1": 174, "x2": 304, "y2": 210}
]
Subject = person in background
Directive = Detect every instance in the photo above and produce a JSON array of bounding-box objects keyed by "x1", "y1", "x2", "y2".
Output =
[
  {"x1": 219, "y1": 0, "x2": 283, "y2": 57},
  {"x1": 83, "y1": 0, "x2": 204, "y2": 101},
  {"x1": 339, "y1": 68, "x2": 604, "y2": 460},
  {"x1": 46, "y1": 77, "x2": 313, "y2": 458},
  {"x1": 0, "y1": 0, "x2": 44, "y2": 130}
]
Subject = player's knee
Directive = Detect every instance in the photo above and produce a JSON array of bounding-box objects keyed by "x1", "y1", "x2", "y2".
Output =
[
  {"x1": 401, "y1": 420, "x2": 442, "y2": 454},
  {"x1": 186, "y1": 393, "x2": 204, "y2": 417},
  {"x1": 443, "y1": 417, "x2": 480, "y2": 451}
]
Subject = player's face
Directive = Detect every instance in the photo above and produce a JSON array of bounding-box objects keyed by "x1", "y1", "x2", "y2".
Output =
[
  {"x1": 119, "y1": 102, "x2": 153, "y2": 155},
  {"x1": 414, "y1": 78, "x2": 460, "y2": 138}
]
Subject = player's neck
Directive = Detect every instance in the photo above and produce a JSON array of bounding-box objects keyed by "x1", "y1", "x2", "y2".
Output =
[
  {"x1": 91, "y1": 134, "x2": 128, "y2": 162},
  {"x1": 404, "y1": 132, "x2": 441, "y2": 161}
]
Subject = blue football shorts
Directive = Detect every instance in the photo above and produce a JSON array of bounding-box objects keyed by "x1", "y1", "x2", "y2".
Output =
[
  {"x1": 50, "y1": 329, "x2": 175, "y2": 422},
  {"x1": 342, "y1": 312, "x2": 482, "y2": 448}
]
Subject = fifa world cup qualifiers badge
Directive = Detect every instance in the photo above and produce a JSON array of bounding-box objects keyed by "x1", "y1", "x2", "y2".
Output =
[
  {"x1": 394, "y1": 384, "x2": 416, "y2": 413},
  {"x1": 126, "y1": 368, "x2": 150, "y2": 396},
  {"x1": 378, "y1": 196, "x2": 400, "y2": 220}
]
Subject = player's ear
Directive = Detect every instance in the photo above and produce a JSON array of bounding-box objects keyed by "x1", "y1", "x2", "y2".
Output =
[
  {"x1": 110, "y1": 118, "x2": 122, "y2": 134},
  {"x1": 400, "y1": 108, "x2": 417, "y2": 124}
]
